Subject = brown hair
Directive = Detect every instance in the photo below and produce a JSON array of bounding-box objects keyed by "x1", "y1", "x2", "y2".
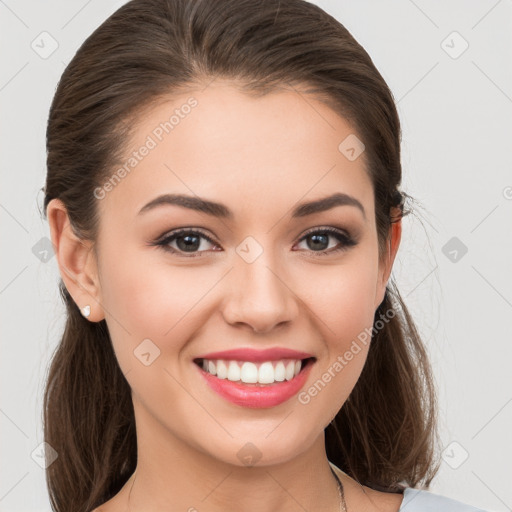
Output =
[{"x1": 42, "y1": 0, "x2": 440, "y2": 510}]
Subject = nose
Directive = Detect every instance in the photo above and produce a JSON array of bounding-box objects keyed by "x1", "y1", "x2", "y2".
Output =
[{"x1": 221, "y1": 249, "x2": 299, "y2": 334}]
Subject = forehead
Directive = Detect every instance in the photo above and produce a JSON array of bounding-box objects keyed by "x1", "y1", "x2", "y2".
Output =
[{"x1": 97, "y1": 81, "x2": 374, "y2": 226}]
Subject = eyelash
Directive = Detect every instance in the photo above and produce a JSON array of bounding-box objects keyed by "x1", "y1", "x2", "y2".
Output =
[{"x1": 150, "y1": 226, "x2": 358, "y2": 259}]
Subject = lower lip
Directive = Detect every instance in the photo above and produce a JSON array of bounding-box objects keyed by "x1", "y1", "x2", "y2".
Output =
[{"x1": 195, "y1": 359, "x2": 315, "y2": 409}]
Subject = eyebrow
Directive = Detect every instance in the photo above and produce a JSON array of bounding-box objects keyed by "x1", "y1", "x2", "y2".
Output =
[{"x1": 138, "y1": 192, "x2": 366, "y2": 220}]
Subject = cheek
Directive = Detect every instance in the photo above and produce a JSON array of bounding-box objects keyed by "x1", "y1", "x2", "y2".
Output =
[
  {"x1": 297, "y1": 252, "x2": 378, "y2": 401},
  {"x1": 303, "y1": 255, "x2": 379, "y2": 343},
  {"x1": 99, "y1": 248, "x2": 216, "y2": 366}
]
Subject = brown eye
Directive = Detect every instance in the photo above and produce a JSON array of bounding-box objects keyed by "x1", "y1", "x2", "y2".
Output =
[
  {"x1": 153, "y1": 229, "x2": 219, "y2": 258},
  {"x1": 295, "y1": 227, "x2": 357, "y2": 256}
]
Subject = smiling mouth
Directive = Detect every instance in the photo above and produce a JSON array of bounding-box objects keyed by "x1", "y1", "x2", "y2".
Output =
[{"x1": 193, "y1": 357, "x2": 316, "y2": 386}]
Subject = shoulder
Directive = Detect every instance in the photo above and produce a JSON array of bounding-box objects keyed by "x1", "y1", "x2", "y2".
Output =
[{"x1": 400, "y1": 487, "x2": 490, "y2": 512}]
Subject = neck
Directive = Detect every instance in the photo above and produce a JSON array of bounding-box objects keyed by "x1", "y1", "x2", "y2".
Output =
[{"x1": 122, "y1": 404, "x2": 344, "y2": 512}]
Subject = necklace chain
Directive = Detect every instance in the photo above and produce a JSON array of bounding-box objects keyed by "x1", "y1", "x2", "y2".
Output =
[
  {"x1": 330, "y1": 466, "x2": 348, "y2": 512},
  {"x1": 127, "y1": 466, "x2": 347, "y2": 511}
]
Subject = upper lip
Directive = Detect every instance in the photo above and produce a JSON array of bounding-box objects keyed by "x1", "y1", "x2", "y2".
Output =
[{"x1": 194, "y1": 347, "x2": 315, "y2": 362}]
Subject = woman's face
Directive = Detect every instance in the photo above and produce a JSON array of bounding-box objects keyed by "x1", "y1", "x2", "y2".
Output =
[{"x1": 90, "y1": 80, "x2": 398, "y2": 467}]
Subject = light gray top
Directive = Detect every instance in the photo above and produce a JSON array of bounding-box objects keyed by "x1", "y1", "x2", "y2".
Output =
[
  {"x1": 399, "y1": 487, "x2": 490, "y2": 511},
  {"x1": 328, "y1": 462, "x2": 489, "y2": 511}
]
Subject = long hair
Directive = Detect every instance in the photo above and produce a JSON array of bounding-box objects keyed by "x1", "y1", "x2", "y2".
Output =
[{"x1": 42, "y1": 0, "x2": 440, "y2": 510}]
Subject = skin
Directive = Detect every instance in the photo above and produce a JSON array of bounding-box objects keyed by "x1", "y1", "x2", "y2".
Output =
[{"x1": 47, "y1": 79, "x2": 403, "y2": 512}]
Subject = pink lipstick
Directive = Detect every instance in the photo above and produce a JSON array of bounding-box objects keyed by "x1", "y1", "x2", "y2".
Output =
[{"x1": 193, "y1": 354, "x2": 316, "y2": 408}]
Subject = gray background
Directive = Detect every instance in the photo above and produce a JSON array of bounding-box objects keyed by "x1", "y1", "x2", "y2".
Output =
[{"x1": 1, "y1": 0, "x2": 511, "y2": 510}]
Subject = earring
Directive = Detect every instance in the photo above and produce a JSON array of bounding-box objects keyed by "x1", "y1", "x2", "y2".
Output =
[{"x1": 81, "y1": 305, "x2": 91, "y2": 318}]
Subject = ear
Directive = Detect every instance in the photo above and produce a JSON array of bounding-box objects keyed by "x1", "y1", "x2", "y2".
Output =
[
  {"x1": 374, "y1": 215, "x2": 402, "y2": 310},
  {"x1": 46, "y1": 198, "x2": 104, "y2": 322}
]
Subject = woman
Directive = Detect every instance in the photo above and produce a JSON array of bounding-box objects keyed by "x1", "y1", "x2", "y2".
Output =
[{"x1": 42, "y1": 0, "x2": 489, "y2": 510}]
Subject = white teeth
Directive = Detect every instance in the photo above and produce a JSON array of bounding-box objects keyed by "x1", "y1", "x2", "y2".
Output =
[
  {"x1": 240, "y1": 362, "x2": 258, "y2": 383},
  {"x1": 207, "y1": 360, "x2": 216, "y2": 375},
  {"x1": 216, "y1": 360, "x2": 228, "y2": 379},
  {"x1": 274, "y1": 361, "x2": 286, "y2": 382},
  {"x1": 199, "y1": 358, "x2": 306, "y2": 384},
  {"x1": 227, "y1": 361, "x2": 240, "y2": 381},
  {"x1": 285, "y1": 361, "x2": 295, "y2": 380},
  {"x1": 258, "y1": 362, "x2": 274, "y2": 384}
]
